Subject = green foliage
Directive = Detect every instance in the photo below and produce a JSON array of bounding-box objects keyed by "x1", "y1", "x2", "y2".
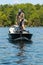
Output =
[
  {"x1": 0, "y1": 3, "x2": 43, "y2": 26},
  {"x1": 35, "y1": 4, "x2": 41, "y2": 10}
]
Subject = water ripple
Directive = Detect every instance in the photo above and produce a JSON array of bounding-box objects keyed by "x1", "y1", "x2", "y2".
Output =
[{"x1": 0, "y1": 27, "x2": 43, "y2": 65}]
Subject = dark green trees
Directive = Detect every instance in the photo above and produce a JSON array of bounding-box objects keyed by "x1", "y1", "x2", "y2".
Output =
[{"x1": 0, "y1": 3, "x2": 43, "y2": 26}]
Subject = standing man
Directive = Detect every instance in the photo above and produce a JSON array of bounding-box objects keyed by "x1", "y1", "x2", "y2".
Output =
[{"x1": 16, "y1": 9, "x2": 25, "y2": 30}]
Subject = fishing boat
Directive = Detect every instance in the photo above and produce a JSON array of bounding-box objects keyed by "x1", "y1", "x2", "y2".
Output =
[{"x1": 8, "y1": 25, "x2": 32, "y2": 41}]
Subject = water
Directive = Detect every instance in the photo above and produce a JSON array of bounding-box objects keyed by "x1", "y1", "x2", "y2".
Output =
[{"x1": 0, "y1": 27, "x2": 43, "y2": 65}]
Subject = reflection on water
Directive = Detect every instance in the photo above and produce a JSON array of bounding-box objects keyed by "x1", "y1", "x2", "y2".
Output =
[{"x1": 9, "y1": 39, "x2": 32, "y2": 65}]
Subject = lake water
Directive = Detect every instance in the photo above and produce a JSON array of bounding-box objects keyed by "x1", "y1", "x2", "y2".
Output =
[{"x1": 0, "y1": 27, "x2": 43, "y2": 65}]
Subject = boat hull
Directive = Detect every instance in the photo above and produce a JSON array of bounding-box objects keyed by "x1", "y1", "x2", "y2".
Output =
[{"x1": 9, "y1": 33, "x2": 32, "y2": 41}]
